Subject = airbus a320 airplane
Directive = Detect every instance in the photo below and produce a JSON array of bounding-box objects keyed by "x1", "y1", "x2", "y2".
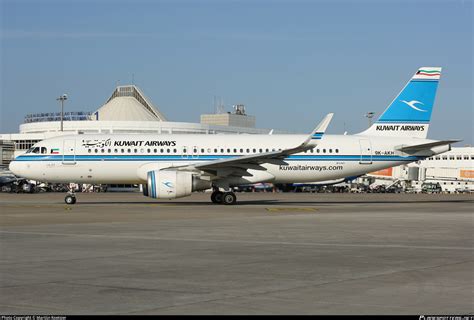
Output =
[{"x1": 9, "y1": 67, "x2": 458, "y2": 204}]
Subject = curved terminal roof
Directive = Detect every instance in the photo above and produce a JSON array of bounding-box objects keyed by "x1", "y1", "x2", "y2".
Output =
[{"x1": 92, "y1": 85, "x2": 167, "y2": 122}]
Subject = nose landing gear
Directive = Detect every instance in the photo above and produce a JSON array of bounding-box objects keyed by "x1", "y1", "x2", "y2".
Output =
[{"x1": 64, "y1": 193, "x2": 76, "y2": 205}]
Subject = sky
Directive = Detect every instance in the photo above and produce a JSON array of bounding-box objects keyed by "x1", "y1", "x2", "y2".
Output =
[{"x1": 1, "y1": 0, "x2": 472, "y2": 144}]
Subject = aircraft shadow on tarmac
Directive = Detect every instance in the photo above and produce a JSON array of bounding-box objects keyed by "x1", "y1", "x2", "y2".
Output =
[{"x1": 78, "y1": 199, "x2": 474, "y2": 206}]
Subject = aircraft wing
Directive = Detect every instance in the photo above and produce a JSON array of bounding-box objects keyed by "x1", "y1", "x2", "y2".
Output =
[
  {"x1": 169, "y1": 113, "x2": 334, "y2": 177},
  {"x1": 396, "y1": 139, "x2": 461, "y2": 153}
]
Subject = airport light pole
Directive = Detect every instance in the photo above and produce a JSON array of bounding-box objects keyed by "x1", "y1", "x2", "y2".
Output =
[
  {"x1": 365, "y1": 112, "x2": 375, "y2": 127},
  {"x1": 56, "y1": 94, "x2": 68, "y2": 131}
]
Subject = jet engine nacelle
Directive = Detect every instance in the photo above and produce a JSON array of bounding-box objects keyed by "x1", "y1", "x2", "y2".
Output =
[{"x1": 142, "y1": 170, "x2": 211, "y2": 199}]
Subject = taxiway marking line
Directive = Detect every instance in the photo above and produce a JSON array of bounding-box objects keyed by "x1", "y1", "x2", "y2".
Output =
[
  {"x1": 0, "y1": 230, "x2": 472, "y2": 251},
  {"x1": 266, "y1": 207, "x2": 318, "y2": 212}
]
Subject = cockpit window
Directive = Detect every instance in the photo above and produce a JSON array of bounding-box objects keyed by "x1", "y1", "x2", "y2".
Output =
[
  {"x1": 40, "y1": 147, "x2": 47, "y2": 154},
  {"x1": 31, "y1": 147, "x2": 40, "y2": 154}
]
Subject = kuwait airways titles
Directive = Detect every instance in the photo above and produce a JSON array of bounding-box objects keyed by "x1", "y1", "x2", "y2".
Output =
[
  {"x1": 82, "y1": 139, "x2": 177, "y2": 148},
  {"x1": 375, "y1": 125, "x2": 426, "y2": 132}
]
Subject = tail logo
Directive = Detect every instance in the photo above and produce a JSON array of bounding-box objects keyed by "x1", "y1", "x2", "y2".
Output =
[{"x1": 400, "y1": 100, "x2": 427, "y2": 112}]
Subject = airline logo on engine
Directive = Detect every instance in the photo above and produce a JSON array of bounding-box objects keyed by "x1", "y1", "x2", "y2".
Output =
[{"x1": 163, "y1": 182, "x2": 173, "y2": 188}]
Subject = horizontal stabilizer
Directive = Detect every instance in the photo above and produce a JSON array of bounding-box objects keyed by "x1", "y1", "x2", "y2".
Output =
[{"x1": 396, "y1": 139, "x2": 461, "y2": 153}]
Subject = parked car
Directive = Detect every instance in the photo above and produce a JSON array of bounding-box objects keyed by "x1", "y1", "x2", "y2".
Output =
[{"x1": 421, "y1": 182, "x2": 442, "y2": 194}]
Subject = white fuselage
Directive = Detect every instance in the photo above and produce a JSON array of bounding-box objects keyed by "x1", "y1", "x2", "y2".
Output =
[{"x1": 9, "y1": 133, "x2": 436, "y2": 185}]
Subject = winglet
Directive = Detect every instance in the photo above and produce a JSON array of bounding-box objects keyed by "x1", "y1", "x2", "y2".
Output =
[{"x1": 302, "y1": 113, "x2": 334, "y2": 146}]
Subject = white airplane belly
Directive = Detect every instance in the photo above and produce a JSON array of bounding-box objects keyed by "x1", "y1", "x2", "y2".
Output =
[{"x1": 36, "y1": 161, "x2": 143, "y2": 184}]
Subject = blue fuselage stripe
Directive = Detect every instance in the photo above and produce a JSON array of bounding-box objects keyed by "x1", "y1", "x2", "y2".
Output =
[{"x1": 13, "y1": 154, "x2": 423, "y2": 162}]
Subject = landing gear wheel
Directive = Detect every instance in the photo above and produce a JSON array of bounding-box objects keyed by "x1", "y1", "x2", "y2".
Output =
[
  {"x1": 222, "y1": 192, "x2": 237, "y2": 205},
  {"x1": 65, "y1": 194, "x2": 76, "y2": 205},
  {"x1": 211, "y1": 191, "x2": 223, "y2": 204}
]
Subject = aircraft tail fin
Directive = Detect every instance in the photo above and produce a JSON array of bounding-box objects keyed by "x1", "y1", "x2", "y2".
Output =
[{"x1": 359, "y1": 67, "x2": 442, "y2": 139}]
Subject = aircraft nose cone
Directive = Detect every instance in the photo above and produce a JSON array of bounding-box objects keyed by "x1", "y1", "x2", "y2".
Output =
[{"x1": 8, "y1": 161, "x2": 22, "y2": 176}]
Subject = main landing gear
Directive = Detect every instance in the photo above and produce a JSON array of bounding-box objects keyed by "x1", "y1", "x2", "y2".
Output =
[
  {"x1": 64, "y1": 191, "x2": 77, "y2": 205},
  {"x1": 211, "y1": 188, "x2": 237, "y2": 205}
]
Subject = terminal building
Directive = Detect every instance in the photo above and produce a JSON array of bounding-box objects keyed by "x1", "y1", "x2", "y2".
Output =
[
  {"x1": 200, "y1": 104, "x2": 256, "y2": 128},
  {"x1": 0, "y1": 85, "x2": 283, "y2": 163}
]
